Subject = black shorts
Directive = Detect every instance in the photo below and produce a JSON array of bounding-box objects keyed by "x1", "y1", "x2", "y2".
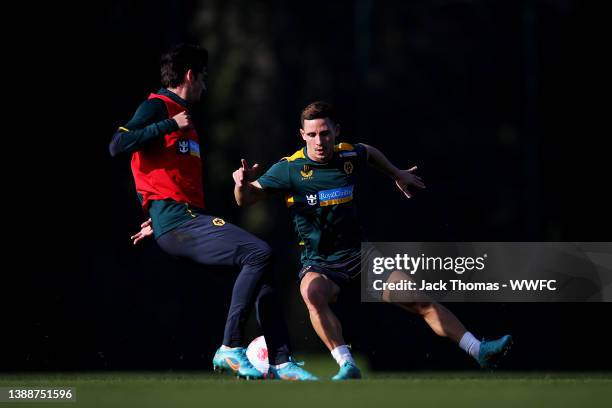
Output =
[
  {"x1": 298, "y1": 254, "x2": 362, "y2": 287},
  {"x1": 298, "y1": 247, "x2": 389, "y2": 300}
]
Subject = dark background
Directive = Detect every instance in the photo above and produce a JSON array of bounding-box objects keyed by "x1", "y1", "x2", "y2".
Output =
[{"x1": 5, "y1": 0, "x2": 611, "y2": 371}]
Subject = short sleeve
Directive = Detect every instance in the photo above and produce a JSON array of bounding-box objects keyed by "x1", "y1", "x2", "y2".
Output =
[{"x1": 257, "y1": 160, "x2": 291, "y2": 192}]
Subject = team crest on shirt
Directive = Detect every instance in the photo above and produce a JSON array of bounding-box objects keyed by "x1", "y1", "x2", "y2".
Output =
[
  {"x1": 306, "y1": 194, "x2": 318, "y2": 206},
  {"x1": 343, "y1": 161, "x2": 354, "y2": 175},
  {"x1": 212, "y1": 218, "x2": 226, "y2": 226},
  {"x1": 300, "y1": 165, "x2": 314, "y2": 180}
]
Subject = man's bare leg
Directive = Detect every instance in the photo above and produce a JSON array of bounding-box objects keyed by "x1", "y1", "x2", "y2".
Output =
[
  {"x1": 382, "y1": 270, "x2": 512, "y2": 366},
  {"x1": 300, "y1": 272, "x2": 343, "y2": 350},
  {"x1": 300, "y1": 272, "x2": 361, "y2": 378},
  {"x1": 395, "y1": 301, "x2": 467, "y2": 343},
  {"x1": 382, "y1": 271, "x2": 466, "y2": 342}
]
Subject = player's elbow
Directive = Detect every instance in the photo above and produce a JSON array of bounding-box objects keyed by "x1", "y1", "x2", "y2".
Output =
[
  {"x1": 235, "y1": 186, "x2": 260, "y2": 207},
  {"x1": 237, "y1": 196, "x2": 255, "y2": 207},
  {"x1": 108, "y1": 143, "x2": 120, "y2": 157},
  {"x1": 108, "y1": 132, "x2": 124, "y2": 157}
]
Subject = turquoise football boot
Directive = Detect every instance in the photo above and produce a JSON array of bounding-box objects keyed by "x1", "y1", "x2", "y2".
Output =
[
  {"x1": 268, "y1": 357, "x2": 319, "y2": 381},
  {"x1": 478, "y1": 335, "x2": 513, "y2": 368},
  {"x1": 212, "y1": 347, "x2": 264, "y2": 380},
  {"x1": 331, "y1": 361, "x2": 362, "y2": 380}
]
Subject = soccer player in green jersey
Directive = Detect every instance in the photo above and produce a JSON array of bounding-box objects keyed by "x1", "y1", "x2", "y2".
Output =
[{"x1": 233, "y1": 101, "x2": 512, "y2": 379}]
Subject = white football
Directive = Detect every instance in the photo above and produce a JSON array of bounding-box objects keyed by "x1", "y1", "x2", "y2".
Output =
[{"x1": 246, "y1": 335, "x2": 269, "y2": 374}]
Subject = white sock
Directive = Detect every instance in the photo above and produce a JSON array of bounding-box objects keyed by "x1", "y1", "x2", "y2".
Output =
[
  {"x1": 459, "y1": 332, "x2": 481, "y2": 360},
  {"x1": 220, "y1": 345, "x2": 239, "y2": 350},
  {"x1": 331, "y1": 345, "x2": 355, "y2": 367}
]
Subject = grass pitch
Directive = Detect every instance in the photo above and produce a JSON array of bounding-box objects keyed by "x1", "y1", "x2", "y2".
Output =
[{"x1": 1, "y1": 357, "x2": 610, "y2": 408}]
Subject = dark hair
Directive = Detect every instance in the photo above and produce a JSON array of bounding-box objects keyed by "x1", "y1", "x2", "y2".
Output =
[
  {"x1": 160, "y1": 44, "x2": 208, "y2": 88},
  {"x1": 300, "y1": 101, "x2": 338, "y2": 128}
]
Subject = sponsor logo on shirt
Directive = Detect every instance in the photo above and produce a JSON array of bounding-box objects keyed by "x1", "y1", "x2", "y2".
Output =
[
  {"x1": 177, "y1": 139, "x2": 190, "y2": 154},
  {"x1": 306, "y1": 194, "x2": 318, "y2": 206},
  {"x1": 189, "y1": 140, "x2": 201, "y2": 158},
  {"x1": 318, "y1": 185, "x2": 354, "y2": 206},
  {"x1": 176, "y1": 138, "x2": 201, "y2": 158}
]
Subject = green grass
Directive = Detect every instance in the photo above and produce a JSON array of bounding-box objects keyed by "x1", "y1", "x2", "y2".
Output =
[{"x1": 1, "y1": 357, "x2": 611, "y2": 408}]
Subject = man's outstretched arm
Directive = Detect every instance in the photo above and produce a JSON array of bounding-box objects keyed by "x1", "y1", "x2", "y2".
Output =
[
  {"x1": 361, "y1": 143, "x2": 426, "y2": 199},
  {"x1": 233, "y1": 159, "x2": 268, "y2": 207}
]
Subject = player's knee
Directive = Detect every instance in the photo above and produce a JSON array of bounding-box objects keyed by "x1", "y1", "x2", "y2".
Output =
[
  {"x1": 257, "y1": 241, "x2": 273, "y2": 260},
  {"x1": 300, "y1": 282, "x2": 329, "y2": 310},
  {"x1": 412, "y1": 302, "x2": 435, "y2": 315},
  {"x1": 245, "y1": 240, "x2": 273, "y2": 266},
  {"x1": 400, "y1": 301, "x2": 435, "y2": 315}
]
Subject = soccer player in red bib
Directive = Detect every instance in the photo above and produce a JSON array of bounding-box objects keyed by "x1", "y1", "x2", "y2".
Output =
[{"x1": 109, "y1": 44, "x2": 317, "y2": 380}]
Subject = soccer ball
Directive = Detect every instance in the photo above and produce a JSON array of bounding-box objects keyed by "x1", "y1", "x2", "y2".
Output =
[{"x1": 246, "y1": 335, "x2": 269, "y2": 374}]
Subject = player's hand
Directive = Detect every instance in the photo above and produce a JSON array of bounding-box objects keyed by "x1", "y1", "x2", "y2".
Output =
[
  {"x1": 394, "y1": 166, "x2": 426, "y2": 199},
  {"x1": 131, "y1": 218, "x2": 153, "y2": 245},
  {"x1": 233, "y1": 159, "x2": 261, "y2": 187},
  {"x1": 172, "y1": 111, "x2": 193, "y2": 130}
]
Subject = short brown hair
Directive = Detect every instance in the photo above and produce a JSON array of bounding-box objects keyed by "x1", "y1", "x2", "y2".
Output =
[
  {"x1": 300, "y1": 101, "x2": 338, "y2": 128},
  {"x1": 160, "y1": 44, "x2": 208, "y2": 88}
]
